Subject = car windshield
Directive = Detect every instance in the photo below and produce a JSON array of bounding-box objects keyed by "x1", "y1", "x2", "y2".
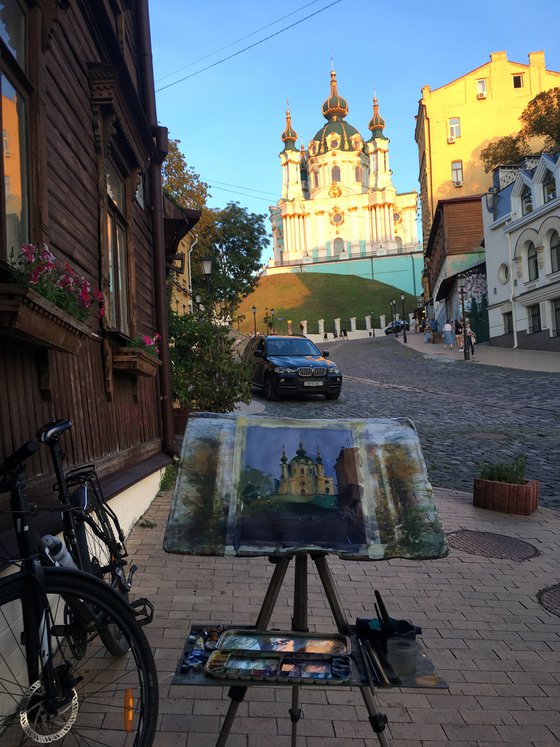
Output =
[{"x1": 267, "y1": 338, "x2": 322, "y2": 357}]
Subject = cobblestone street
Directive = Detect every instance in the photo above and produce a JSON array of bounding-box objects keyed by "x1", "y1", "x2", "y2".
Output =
[{"x1": 244, "y1": 336, "x2": 560, "y2": 509}]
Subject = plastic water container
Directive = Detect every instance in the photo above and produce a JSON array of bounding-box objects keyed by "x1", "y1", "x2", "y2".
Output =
[{"x1": 386, "y1": 637, "x2": 417, "y2": 676}]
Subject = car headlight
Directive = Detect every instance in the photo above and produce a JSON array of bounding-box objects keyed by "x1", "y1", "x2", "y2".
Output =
[
  {"x1": 328, "y1": 367, "x2": 341, "y2": 375},
  {"x1": 274, "y1": 366, "x2": 297, "y2": 374}
]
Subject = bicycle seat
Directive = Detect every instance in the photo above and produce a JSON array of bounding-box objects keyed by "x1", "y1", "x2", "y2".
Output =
[{"x1": 37, "y1": 419, "x2": 73, "y2": 444}]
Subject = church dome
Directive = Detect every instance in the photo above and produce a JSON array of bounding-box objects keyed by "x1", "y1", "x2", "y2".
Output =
[
  {"x1": 368, "y1": 96, "x2": 387, "y2": 140},
  {"x1": 290, "y1": 441, "x2": 314, "y2": 465},
  {"x1": 312, "y1": 70, "x2": 363, "y2": 155},
  {"x1": 322, "y1": 70, "x2": 348, "y2": 119},
  {"x1": 281, "y1": 109, "x2": 298, "y2": 151}
]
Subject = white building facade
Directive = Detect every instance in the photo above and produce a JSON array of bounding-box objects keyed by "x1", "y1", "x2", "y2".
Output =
[
  {"x1": 267, "y1": 72, "x2": 419, "y2": 283},
  {"x1": 483, "y1": 154, "x2": 560, "y2": 350}
]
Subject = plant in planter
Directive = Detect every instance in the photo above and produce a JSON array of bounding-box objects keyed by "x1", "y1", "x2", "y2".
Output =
[
  {"x1": 473, "y1": 455, "x2": 539, "y2": 515},
  {"x1": 112, "y1": 332, "x2": 162, "y2": 377},
  {"x1": 168, "y1": 309, "x2": 251, "y2": 428}
]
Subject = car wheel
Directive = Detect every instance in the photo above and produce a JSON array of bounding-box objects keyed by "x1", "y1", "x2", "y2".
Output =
[
  {"x1": 325, "y1": 392, "x2": 340, "y2": 400},
  {"x1": 264, "y1": 376, "x2": 278, "y2": 401}
]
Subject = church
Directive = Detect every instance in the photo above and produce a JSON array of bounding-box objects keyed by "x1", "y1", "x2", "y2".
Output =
[{"x1": 267, "y1": 70, "x2": 420, "y2": 289}]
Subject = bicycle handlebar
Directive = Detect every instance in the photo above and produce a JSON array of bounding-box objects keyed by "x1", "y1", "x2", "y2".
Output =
[{"x1": 0, "y1": 440, "x2": 39, "y2": 477}]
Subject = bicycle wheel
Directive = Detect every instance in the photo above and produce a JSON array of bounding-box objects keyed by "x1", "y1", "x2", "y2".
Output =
[
  {"x1": 0, "y1": 567, "x2": 158, "y2": 746},
  {"x1": 68, "y1": 474, "x2": 132, "y2": 657}
]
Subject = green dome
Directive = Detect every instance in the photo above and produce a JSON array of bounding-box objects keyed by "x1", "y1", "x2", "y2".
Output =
[
  {"x1": 281, "y1": 110, "x2": 298, "y2": 151},
  {"x1": 291, "y1": 442, "x2": 314, "y2": 464},
  {"x1": 322, "y1": 70, "x2": 348, "y2": 120},
  {"x1": 368, "y1": 97, "x2": 387, "y2": 140},
  {"x1": 312, "y1": 70, "x2": 363, "y2": 155}
]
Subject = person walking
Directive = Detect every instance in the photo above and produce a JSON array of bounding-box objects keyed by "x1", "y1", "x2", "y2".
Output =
[
  {"x1": 443, "y1": 320, "x2": 454, "y2": 350},
  {"x1": 465, "y1": 323, "x2": 476, "y2": 358},
  {"x1": 455, "y1": 318, "x2": 464, "y2": 351}
]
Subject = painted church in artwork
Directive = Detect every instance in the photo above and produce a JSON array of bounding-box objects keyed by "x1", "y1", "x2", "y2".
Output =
[
  {"x1": 277, "y1": 442, "x2": 335, "y2": 498},
  {"x1": 267, "y1": 70, "x2": 419, "y2": 275}
]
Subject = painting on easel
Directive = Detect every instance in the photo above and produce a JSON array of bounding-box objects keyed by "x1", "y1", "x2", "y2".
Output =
[{"x1": 164, "y1": 414, "x2": 448, "y2": 560}]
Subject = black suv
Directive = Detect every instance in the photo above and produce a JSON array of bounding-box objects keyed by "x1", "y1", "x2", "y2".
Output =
[{"x1": 242, "y1": 335, "x2": 342, "y2": 401}]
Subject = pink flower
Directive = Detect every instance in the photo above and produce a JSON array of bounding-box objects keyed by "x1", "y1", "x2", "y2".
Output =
[
  {"x1": 93, "y1": 289, "x2": 104, "y2": 303},
  {"x1": 141, "y1": 335, "x2": 152, "y2": 346}
]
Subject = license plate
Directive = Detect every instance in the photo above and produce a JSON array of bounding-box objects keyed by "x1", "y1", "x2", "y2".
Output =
[{"x1": 304, "y1": 381, "x2": 323, "y2": 387}]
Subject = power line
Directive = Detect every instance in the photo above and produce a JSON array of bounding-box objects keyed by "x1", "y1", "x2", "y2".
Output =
[
  {"x1": 208, "y1": 184, "x2": 275, "y2": 203},
  {"x1": 207, "y1": 179, "x2": 277, "y2": 198},
  {"x1": 156, "y1": 0, "x2": 343, "y2": 93},
  {"x1": 156, "y1": 0, "x2": 326, "y2": 84}
]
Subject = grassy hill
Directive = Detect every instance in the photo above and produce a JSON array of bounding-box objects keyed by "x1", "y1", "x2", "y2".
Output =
[{"x1": 236, "y1": 273, "x2": 416, "y2": 335}]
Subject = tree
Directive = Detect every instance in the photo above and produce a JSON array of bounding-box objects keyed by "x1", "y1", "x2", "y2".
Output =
[
  {"x1": 168, "y1": 309, "x2": 252, "y2": 412},
  {"x1": 161, "y1": 138, "x2": 209, "y2": 210},
  {"x1": 480, "y1": 135, "x2": 529, "y2": 173},
  {"x1": 520, "y1": 87, "x2": 560, "y2": 150},
  {"x1": 192, "y1": 202, "x2": 268, "y2": 321}
]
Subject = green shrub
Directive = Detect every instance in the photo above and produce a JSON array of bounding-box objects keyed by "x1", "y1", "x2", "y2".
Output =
[
  {"x1": 476, "y1": 455, "x2": 526, "y2": 485},
  {"x1": 160, "y1": 462, "x2": 178, "y2": 492}
]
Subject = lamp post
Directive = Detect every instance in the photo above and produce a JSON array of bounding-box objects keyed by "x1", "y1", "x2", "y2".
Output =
[
  {"x1": 391, "y1": 299, "x2": 398, "y2": 338},
  {"x1": 264, "y1": 306, "x2": 269, "y2": 333},
  {"x1": 400, "y1": 293, "x2": 407, "y2": 343},
  {"x1": 458, "y1": 276, "x2": 469, "y2": 360},
  {"x1": 270, "y1": 307, "x2": 275, "y2": 334},
  {"x1": 251, "y1": 305, "x2": 257, "y2": 336},
  {"x1": 201, "y1": 256, "x2": 212, "y2": 293}
]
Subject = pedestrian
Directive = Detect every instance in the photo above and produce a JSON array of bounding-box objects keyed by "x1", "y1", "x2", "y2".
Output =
[
  {"x1": 423, "y1": 322, "x2": 432, "y2": 344},
  {"x1": 465, "y1": 323, "x2": 476, "y2": 358},
  {"x1": 455, "y1": 318, "x2": 464, "y2": 351},
  {"x1": 342, "y1": 328, "x2": 348, "y2": 339},
  {"x1": 442, "y1": 320, "x2": 454, "y2": 350},
  {"x1": 324, "y1": 332, "x2": 328, "y2": 341}
]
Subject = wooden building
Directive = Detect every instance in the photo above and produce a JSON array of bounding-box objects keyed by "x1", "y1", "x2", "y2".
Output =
[{"x1": 0, "y1": 1, "x2": 176, "y2": 541}]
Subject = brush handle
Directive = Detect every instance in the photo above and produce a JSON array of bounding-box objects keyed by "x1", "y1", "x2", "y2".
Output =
[{"x1": 375, "y1": 590, "x2": 391, "y2": 629}]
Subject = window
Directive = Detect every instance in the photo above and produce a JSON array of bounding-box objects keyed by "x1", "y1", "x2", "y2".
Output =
[
  {"x1": 503, "y1": 312, "x2": 513, "y2": 334},
  {"x1": 451, "y1": 161, "x2": 463, "y2": 185},
  {"x1": 528, "y1": 303, "x2": 541, "y2": 333},
  {"x1": 449, "y1": 118, "x2": 461, "y2": 138},
  {"x1": 512, "y1": 74, "x2": 524, "y2": 89},
  {"x1": 355, "y1": 165, "x2": 362, "y2": 182},
  {"x1": 106, "y1": 159, "x2": 130, "y2": 335},
  {"x1": 543, "y1": 171, "x2": 557, "y2": 202},
  {"x1": 312, "y1": 171, "x2": 318, "y2": 189},
  {"x1": 1, "y1": 1, "x2": 29, "y2": 257},
  {"x1": 498, "y1": 263, "x2": 510, "y2": 284},
  {"x1": 332, "y1": 166, "x2": 340, "y2": 183},
  {"x1": 476, "y1": 79, "x2": 487, "y2": 96},
  {"x1": 527, "y1": 242, "x2": 538, "y2": 281},
  {"x1": 521, "y1": 185, "x2": 532, "y2": 215},
  {"x1": 551, "y1": 231, "x2": 560, "y2": 273},
  {"x1": 553, "y1": 299, "x2": 560, "y2": 337}
]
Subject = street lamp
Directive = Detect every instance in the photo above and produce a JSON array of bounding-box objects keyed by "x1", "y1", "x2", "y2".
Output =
[
  {"x1": 201, "y1": 255, "x2": 212, "y2": 293},
  {"x1": 458, "y1": 276, "x2": 469, "y2": 360},
  {"x1": 400, "y1": 293, "x2": 407, "y2": 343},
  {"x1": 270, "y1": 307, "x2": 275, "y2": 334},
  {"x1": 391, "y1": 299, "x2": 398, "y2": 338},
  {"x1": 264, "y1": 306, "x2": 269, "y2": 332},
  {"x1": 251, "y1": 305, "x2": 257, "y2": 336}
]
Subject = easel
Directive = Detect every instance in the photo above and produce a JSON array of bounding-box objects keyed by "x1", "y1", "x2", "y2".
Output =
[{"x1": 215, "y1": 551, "x2": 389, "y2": 747}]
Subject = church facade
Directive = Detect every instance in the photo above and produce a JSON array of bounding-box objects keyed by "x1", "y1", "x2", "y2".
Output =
[{"x1": 267, "y1": 71, "x2": 420, "y2": 289}]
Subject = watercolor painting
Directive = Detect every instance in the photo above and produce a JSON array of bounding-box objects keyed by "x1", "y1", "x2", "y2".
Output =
[{"x1": 164, "y1": 414, "x2": 448, "y2": 560}]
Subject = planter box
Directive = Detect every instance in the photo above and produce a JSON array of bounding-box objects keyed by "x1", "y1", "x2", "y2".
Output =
[
  {"x1": 473, "y1": 478, "x2": 539, "y2": 515},
  {"x1": 113, "y1": 348, "x2": 162, "y2": 377},
  {"x1": 0, "y1": 283, "x2": 91, "y2": 354}
]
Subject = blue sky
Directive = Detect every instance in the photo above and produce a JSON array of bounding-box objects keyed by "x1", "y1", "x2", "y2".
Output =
[{"x1": 151, "y1": 1, "x2": 560, "y2": 263}]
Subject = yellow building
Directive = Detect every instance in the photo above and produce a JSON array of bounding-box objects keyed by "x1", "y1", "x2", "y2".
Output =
[
  {"x1": 163, "y1": 196, "x2": 200, "y2": 315},
  {"x1": 415, "y1": 51, "x2": 560, "y2": 250}
]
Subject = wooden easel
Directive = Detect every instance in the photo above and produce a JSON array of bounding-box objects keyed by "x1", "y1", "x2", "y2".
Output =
[{"x1": 215, "y1": 552, "x2": 389, "y2": 747}]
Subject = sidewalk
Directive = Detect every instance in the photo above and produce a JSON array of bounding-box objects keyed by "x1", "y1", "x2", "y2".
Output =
[
  {"x1": 396, "y1": 332, "x2": 560, "y2": 373},
  {"x1": 133, "y1": 485, "x2": 560, "y2": 746}
]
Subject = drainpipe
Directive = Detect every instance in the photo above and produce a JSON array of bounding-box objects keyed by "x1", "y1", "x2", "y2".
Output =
[
  {"x1": 188, "y1": 233, "x2": 198, "y2": 313},
  {"x1": 507, "y1": 232, "x2": 518, "y2": 349},
  {"x1": 136, "y1": 0, "x2": 175, "y2": 455}
]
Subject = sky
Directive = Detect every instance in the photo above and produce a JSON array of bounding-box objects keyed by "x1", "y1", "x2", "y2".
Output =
[{"x1": 150, "y1": 1, "x2": 560, "y2": 263}]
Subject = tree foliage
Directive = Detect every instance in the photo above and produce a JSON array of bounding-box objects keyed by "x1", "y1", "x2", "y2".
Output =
[
  {"x1": 161, "y1": 138, "x2": 209, "y2": 210},
  {"x1": 192, "y1": 202, "x2": 268, "y2": 321},
  {"x1": 480, "y1": 135, "x2": 530, "y2": 173},
  {"x1": 168, "y1": 309, "x2": 252, "y2": 412},
  {"x1": 520, "y1": 87, "x2": 560, "y2": 150}
]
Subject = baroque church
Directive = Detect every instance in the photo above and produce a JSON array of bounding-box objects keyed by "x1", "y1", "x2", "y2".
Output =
[
  {"x1": 277, "y1": 442, "x2": 335, "y2": 498},
  {"x1": 267, "y1": 71, "x2": 419, "y2": 278}
]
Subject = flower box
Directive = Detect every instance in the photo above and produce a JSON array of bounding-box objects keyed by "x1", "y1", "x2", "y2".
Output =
[
  {"x1": 112, "y1": 347, "x2": 162, "y2": 377},
  {"x1": 0, "y1": 283, "x2": 91, "y2": 354},
  {"x1": 473, "y1": 478, "x2": 539, "y2": 515}
]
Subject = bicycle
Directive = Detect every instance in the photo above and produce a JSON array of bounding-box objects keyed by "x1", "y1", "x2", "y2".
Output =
[
  {"x1": 0, "y1": 439, "x2": 158, "y2": 745},
  {"x1": 36, "y1": 419, "x2": 153, "y2": 657}
]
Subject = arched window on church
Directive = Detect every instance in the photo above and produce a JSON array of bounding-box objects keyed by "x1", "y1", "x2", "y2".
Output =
[
  {"x1": 355, "y1": 165, "x2": 362, "y2": 182},
  {"x1": 312, "y1": 171, "x2": 318, "y2": 189},
  {"x1": 332, "y1": 166, "x2": 340, "y2": 183},
  {"x1": 333, "y1": 237, "x2": 344, "y2": 256},
  {"x1": 300, "y1": 468, "x2": 305, "y2": 475},
  {"x1": 325, "y1": 487, "x2": 330, "y2": 494}
]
